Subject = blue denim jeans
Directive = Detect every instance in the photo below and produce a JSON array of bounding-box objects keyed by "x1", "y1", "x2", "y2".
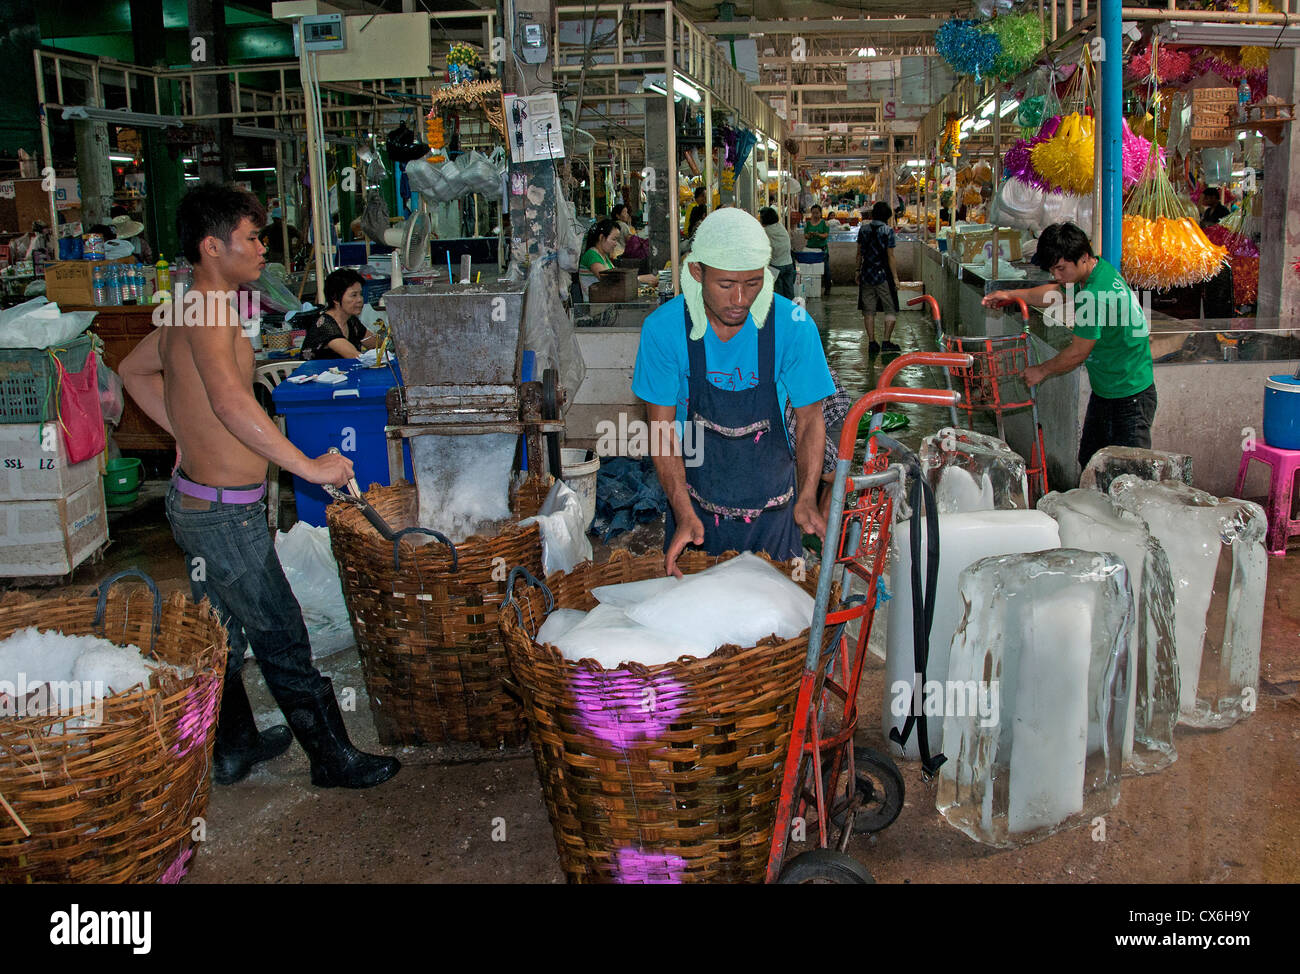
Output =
[{"x1": 165, "y1": 484, "x2": 328, "y2": 700}]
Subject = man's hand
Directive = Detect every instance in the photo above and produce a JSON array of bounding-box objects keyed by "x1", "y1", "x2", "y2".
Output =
[
  {"x1": 1022, "y1": 364, "x2": 1049, "y2": 388},
  {"x1": 793, "y1": 495, "x2": 827, "y2": 540},
  {"x1": 982, "y1": 290, "x2": 1011, "y2": 308},
  {"x1": 303, "y1": 451, "x2": 355, "y2": 487},
  {"x1": 665, "y1": 508, "x2": 705, "y2": 579}
]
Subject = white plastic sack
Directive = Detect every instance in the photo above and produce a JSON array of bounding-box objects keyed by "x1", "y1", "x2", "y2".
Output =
[
  {"x1": 535, "y1": 608, "x2": 589, "y2": 645},
  {"x1": 548, "y1": 603, "x2": 714, "y2": 667},
  {"x1": 274, "y1": 523, "x2": 354, "y2": 658},
  {"x1": 625, "y1": 552, "x2": 815, "y2": 650},
  {"x1": 989, "y1": 176, "x2": 1045, "y2": 232},
  {"x1": 0, "y1": 298, "x2": 96, "y2": 349},
  {"x1": 517, "y1": 479, "x2": 594, "y2": 575},
  {"x1": 590, "y1": 575, "x2": 681, "y2": 609}
]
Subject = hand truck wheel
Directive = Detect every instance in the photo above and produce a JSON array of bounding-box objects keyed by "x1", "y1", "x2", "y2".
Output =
[
  {"x1": 830, "y1": 746, "x2": 905, "y2": 835},
  {"x1": 777, "y1": 849, "x2": 875, "y2": 884}
]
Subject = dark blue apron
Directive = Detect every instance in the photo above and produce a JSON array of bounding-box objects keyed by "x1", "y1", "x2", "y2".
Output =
[{"x1": 664, "y1": 299, "x2": 802, "y2": 561}]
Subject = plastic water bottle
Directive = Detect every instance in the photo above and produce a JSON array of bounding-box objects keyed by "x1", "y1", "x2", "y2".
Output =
[
  {"x1": 105, "y1": 265, "x2": 121, "y2": 305},
  {"x1": 1238, "y1": 78, "x2": 1251, "y2": 122},
  {"x1": 92, "y1": 266, "x2": 108, "y2": 306}
]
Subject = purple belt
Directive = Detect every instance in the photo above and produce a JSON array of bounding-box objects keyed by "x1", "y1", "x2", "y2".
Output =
[{"x1": 173, "y1": 475, "x2": 267, "y2": 505}]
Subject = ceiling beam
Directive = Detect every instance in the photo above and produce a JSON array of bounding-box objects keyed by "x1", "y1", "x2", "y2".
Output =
[{"x1": 697, "y1": 18, "x2": 946, "y2": 36}]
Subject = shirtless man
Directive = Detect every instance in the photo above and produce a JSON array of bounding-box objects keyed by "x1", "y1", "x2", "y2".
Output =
[{"x1": 120, "y1": 183, "x2": 398, "y2": 789}]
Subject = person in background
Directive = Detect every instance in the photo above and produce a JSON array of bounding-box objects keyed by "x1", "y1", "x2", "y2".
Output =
[
  {"x1": 119, "y1": 182, "x2": 398, "y2": 790},
  {"x1": 611, "y1": 202, "x2": 636, "y2": 242},
  {"x1": 983, "y1": 221, "x2": 1155, "y2": 469},
  {"x1": 259, "y1": 204, "x2": 300, "y2": 266},
  {"x1": 301, "y1": 268, "x2": 375, "y2": 360},
  {"x1": 632, "y1": 208, "x2": 834, "y2": 576},
  {"x1": 1200, "y1": 186, "x2": 1231, "y2": 228},
  {"x1": 801, "y1": 203, "x2": 831, "y2": 296},
  {"x1": 110, "y1": 206, "x2": 152, "y2": 262},
  {"x1": 685, "y1": 186, "x2": 708, "y2": 239},
  {"x1": 580, "y1": 219, "x2": 658, "y2": 298},
  {"x1": 857, "y1": 201, "x2": 900, "y2": 356},
  {"x1": 760, "y1": 206, "x2": 796, "y2": 300}
]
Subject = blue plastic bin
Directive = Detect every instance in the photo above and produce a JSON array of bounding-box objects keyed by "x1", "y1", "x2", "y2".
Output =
[
  {"x1": 1264, "y1": 375, "x2": 1300, "y2": 449},
  {"x1": 271, "y1": 359, "x2": 414, "y2": 526}
]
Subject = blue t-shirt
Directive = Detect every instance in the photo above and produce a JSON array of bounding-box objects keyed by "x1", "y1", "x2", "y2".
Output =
[{"x1": 631, "y1": 294, "x2": 835, "y2": 442}]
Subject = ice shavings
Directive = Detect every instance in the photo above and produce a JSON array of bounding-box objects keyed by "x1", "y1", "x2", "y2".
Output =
[
  {"x1": 0, "y1": 627, "x2": 175, "y2": 701},
  {"x1": 410, "y1": 433, "x2": 517, "y2": 542}
]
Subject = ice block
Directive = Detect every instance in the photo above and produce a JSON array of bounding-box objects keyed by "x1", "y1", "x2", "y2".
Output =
[
  {"x1": 1079, "y1": 446, "x2": 1193, "y2": 495},
  {"x1": 1109, "y1": 475, "x2": 1266, "y2": 729},
  {"x1": 937, "y1": 549, "x2": 1132, "y2": 847},
  {"x1": 919, "y1": 427, "x2": 1030, "y2": 514}
]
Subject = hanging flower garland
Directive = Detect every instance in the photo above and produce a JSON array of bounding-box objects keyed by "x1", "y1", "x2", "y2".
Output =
[
  {"x1": 1205, "y1": 220, "x2": 1260, "y2": 304},
  {"x1": 990, "y1": 13, "x2": 1045, "y2": 81},
  {"x1": 1122, "y1": 119, "x2": 1164, "y2": 190},
  {"x1": 1031, "y1": 112, "x2": 1095, "y2": 195},
  {"x1": 936, "y1": 19, "x2": 1002, "y2": 81},
  {"x1": 1126, "y1": 44, "x2": 1193, "y2": 84},
  {"x1": 1122, "y1": 143, "x2": 1228, "y2": 289},
  {"x1": 1003, "y1": 114, "x2": 1063, "y2": 192}
]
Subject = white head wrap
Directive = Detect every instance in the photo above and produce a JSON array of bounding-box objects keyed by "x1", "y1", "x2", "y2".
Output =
[{"x1": 681, "y1": 208, "x2": 775, "y2": 340}]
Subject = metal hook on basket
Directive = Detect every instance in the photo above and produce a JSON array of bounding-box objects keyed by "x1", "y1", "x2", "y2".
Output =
[
  {"x1": 501, "y1": 565, "x2": 554, "y2": 627},
  {"x1": 91, "y1": 568, "x2": 162, "y2": 655},
  {"x1": 390, "y1": 527, "x2": 458, "y2": 571}
]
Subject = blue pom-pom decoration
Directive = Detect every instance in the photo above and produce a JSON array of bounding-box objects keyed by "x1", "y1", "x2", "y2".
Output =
[{"x1": 935, "y1": 18, "x2": 1002, "y2": 81}]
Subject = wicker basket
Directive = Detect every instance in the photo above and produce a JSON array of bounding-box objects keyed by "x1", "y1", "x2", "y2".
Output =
[
  {"x1": 499, "y1": 549, "x2": 833, "y2": 884},
  {"x1": 326, "y1": 477, "x2": 551, "y2": 748},
  {"x1": 0, "y1": 573, "x2": 227, "y2": 884}
]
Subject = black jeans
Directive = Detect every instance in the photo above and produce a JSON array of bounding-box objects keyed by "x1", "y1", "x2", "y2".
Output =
[{"x1": 1078, "y1": 383, "x2": 1158, "y2": 470}]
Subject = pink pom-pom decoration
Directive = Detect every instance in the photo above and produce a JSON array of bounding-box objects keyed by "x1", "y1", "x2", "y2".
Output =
[{"x1": 1122, "y1": 119, "x2": 1164, "y2": 190}]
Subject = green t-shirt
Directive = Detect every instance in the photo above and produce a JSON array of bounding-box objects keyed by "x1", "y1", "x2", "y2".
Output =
[
  {"x1": 580, "y1": 247, "x2": 614, "y2": 272},
  {"x1": 803, "y1": 219, "x2": 829, "y2": 251},
  {"x1": 1070, "y1": 257, "x2": 1154, "y2": 399}
]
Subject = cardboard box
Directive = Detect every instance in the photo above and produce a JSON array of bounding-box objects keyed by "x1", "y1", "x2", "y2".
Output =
[
  {"x1": 0, "y1": 477, "x2": 108, "y2": 577},
  {"x1": 43, "y1": 257, "x2": 132, "y2": 306},
  {"x1": 955, "y1": 228, "x2": 1023, "y2": 264},
  {"x1": 0, "y1": 422, "x2": 100, "y2": 501}
]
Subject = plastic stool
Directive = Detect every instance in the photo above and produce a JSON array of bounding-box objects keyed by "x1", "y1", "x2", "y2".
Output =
[{"x1": 1235, "y1": 441, "x2": 1300, "y2": 556}]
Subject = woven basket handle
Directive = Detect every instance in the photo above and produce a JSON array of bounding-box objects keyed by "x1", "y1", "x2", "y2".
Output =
[
  {"x1": 390, "y1": 527, "x2": 458, "y2": 571},
  {"x1": 92, "y1": 569, "x2": 162, "y2": 654},
  {"x1": 502, "y1": 565, "x2": 554, "y2": 627}
]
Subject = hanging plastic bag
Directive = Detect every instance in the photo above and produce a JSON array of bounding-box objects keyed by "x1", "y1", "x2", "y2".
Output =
[
  {"x1": 274, "y1": 523, "x2": 354, "y2": 658},
  {"x1": 56, "y1": 348, "x2": 106, "y2": 464},
  {"x1": 517, "y1": 479, "x2": 594, "y2": 576},
  {"x1": 522, "y1": 258, "x2": 585, "y2": 408},
  {"x1": 554, "y1": 195, "x2": 584, "y2": 273},
  {"x1": 98, "y1": 357, "x2": 124, "y2": 428}
]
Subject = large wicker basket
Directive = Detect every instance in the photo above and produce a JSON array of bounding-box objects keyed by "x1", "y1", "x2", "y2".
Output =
[
  {"x1": 499, "y1": 549, "x2": 832, "y2": 884},
  {"x1": 0, "y1": 574, "x2": 227, "y2": 884},
  {"x1": 326, "y1": 477, "x2": 551, "y2": 748}
]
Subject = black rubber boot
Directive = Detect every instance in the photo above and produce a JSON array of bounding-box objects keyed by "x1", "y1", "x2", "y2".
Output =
[
  {"x1": 213, "y1": 676, "x2": 293, "y2": 785},
  {"x1": 279, "y1": 680, "x2": 400, "y2": 789}
]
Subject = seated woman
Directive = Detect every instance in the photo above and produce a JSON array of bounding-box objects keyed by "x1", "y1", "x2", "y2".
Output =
[
  {"x1": 301, "y1": 268, "x2": 374, "y2": 360},
  {"x1": 579, "y1": 218, "x2": 659, "y2": 299}
]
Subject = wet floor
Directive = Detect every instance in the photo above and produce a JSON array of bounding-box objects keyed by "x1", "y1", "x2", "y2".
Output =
[{"x1": 7, "y1": 286, "x2": 1299, "y2": 884}]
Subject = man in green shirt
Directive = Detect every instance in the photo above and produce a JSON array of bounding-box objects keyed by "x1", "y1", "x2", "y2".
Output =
[
  {"x1": 984, "y1": 221, "x2": 1156, "y2": 469},
  {"x1": 801, "y1": 204, "x2": 831, "y2": 296}
]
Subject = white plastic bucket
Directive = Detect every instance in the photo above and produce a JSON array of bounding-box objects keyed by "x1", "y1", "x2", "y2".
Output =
[{"x1": 560, "y1": 448, "x2": 600, "y2": 532}]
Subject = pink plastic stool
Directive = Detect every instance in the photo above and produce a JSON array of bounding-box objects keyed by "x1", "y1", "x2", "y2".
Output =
[{"x1": 1235, "y1": 441, "x2": 1300, "y2": 556}]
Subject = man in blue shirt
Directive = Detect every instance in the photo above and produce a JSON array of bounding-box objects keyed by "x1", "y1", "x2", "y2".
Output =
[{"x1": 633, "y1": 208, "x2": 836, "y2": 576}]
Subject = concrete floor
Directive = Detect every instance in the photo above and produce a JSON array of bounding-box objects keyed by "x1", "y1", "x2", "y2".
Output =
[{"x1": 19, "y1": 288, "x2": 1300, "y2": 883}]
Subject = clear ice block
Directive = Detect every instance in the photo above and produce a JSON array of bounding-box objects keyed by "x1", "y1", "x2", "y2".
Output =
[
  {"x1": 919, "y1": 428, "x2": 1030, "y2": 514},
  {"x1": 1037, "y1": 489, "x2": 1179, "y2": 774},
  {"x1": 1108, "y1": 475, "x2": 1266, "y2": 729},
  {"x1": 883, "y1": 509, "x2": 1061, "y2": 760},
  {"x1": 936, "y1": 549, "x2": 1133, "y2": 847},
  {"x1": 1079, "y1": 446, "x2": 1193, "y2": 495}
]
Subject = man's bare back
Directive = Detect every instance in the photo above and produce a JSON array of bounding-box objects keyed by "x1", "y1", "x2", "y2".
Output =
[{"x1": 161, "y1": 308, "x2": 269, "y2": 487}]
